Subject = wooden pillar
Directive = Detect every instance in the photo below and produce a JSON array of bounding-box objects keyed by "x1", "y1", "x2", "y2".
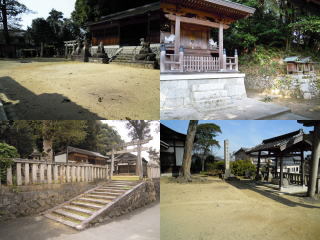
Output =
[
  {"x1": 255, "y1": 151, "x2": 261, "y2": 180},
  {"x1": 308, "y1": 123, "x2": 320, "y2": 198},
  {"x1": 137, "y1": 143, "x2": 143, "y2": 179},
  {"x1": 219, "y1": 23, "x2": 224, "y2": 70},
  {"x1": 47, "y1": 164, "x2": 52, "y2": 184},
  {"x1": 279, "y1": 156, "x2": 284, "y2": 190},
  {"x1": 275, "y1": 157, "x2": 278, "y2": 178},
  {"x1": 300, "y1": 150, "x2": 305, "y2": 186},
  {"x1": 24, "y1": 163, "x2": 30, "y2": 185},
  {"x1": 110, "y1": 148, "x2": 114, "y2": 180},
  {"x1": 174, "y1": 16, "x2": 181, "y2": 58},
  {"x1": 32, "y1": 164, "x2": 38, "y2": 184}
]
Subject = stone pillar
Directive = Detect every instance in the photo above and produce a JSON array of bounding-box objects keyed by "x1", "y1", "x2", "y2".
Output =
[
  {"x1": 235, "y1": 49, "x2": 239, "y2": 71},
  {"x1": 71, "y1": 166, "x2": 76, "y2": 182},
  {"x1": 53, "y1": 165, "x2": 59, "y2": 183},
  {"x1": 39, "y1": 164, "x2": 45, "y2": 184},
  {"x1": 47, "y1": 164, "x2": 52, "y2": 184},
  {"x1": 179, "y1": 47, "x2": 184, "y2": 72},
  {"x1": 84, "y1": 166, "x2": 88, "y2": 182},
  {"x1": 32, "y1": 164, "x2": 38, "y2": 184},
  {"x1": 76, "y1": 166, "x2": 81, "y2": 182},
  {"x1": 66, "y1": 165, "x2": 70, "y2": 183},
  {"x1": 7, "y1": 167, "x2": 13, "y2": 185},
  {"x1": 160, "y1": 45, "x2": 166, "y2": 73},
  {"x1": 224, "y1": 140, "x2": 230, "y2": 178},
  {"x1": 60, "y1": 165, "x2": 65, "y2": 183},
  {"x1": 308, "y1": 123, "x2": 320, "y2": 198},
  {"x1": 16, "y1": 163, "x2": 22, "y2": 186},
  {"x1": 279, "y1": 156, "x2": 284, "y2": 190},
  {"x1": 300, "y1": 150, "x2": 305, "y2": 186},
  {"x1": 110, "y1": 149, "x2": 115, "y2": 180},
  {"x1": 24, "y1": 163, "x2": 30, "y2": 185},
  {"x1": 81, "y1": 166, "x2": 85, "y2": 182}
]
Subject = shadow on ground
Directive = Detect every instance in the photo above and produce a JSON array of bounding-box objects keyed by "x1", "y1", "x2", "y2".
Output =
[
  {"x1": 0, "y1": 76, "x2": 103, "y2": 120},
  {"x1": 227, "y1": 179, "x2": 320, "y2": 209}
]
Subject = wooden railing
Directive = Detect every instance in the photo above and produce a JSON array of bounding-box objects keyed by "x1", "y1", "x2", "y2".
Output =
[
  {"x1": 160, "y1": 45, "x2": 239, "y2": 73},
  {"x1": 0, "y1": 159, "x2": 108, "y2": 186},
  {"x1": 184, "y1": 56, "x2": 220, "y2": 72}
]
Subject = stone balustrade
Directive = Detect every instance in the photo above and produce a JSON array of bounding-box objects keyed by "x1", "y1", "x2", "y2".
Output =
[{"x1": 1, "y1": 159, "x2": 108, "y2": 186}]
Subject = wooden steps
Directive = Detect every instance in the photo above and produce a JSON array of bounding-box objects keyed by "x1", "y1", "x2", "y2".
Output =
[{"x1": 44, "y1": 180, "x2": 142, "y2": 230}]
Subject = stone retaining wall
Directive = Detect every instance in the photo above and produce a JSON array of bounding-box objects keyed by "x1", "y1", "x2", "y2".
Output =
[
  {"x1": 91, "y1": 179, "x2": 160, "y2": 226},
  {"x1": 161, "y1": 73, "x2": 247, "y2": 110},
  {"x1": 0, "y1": 181, "x2": 104, "y2": 221}
]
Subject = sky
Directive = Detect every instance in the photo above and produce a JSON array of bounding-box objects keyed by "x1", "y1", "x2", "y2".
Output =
[
  {"x1": 19, "y1": 0, "x2": 76, "y2": 30},
  {"x1": 161, "y1": 120, "x2": 314, "y2": 158},
  {"x1": 103, "y1": 120, "x2": 160, "y2": 162}
]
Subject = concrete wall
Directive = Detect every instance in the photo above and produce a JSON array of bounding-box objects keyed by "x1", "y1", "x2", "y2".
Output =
[
  {"x1": 0, "y1": 182, "x2": 104, "y2": 221},
  {"x1": 160, "y1": 73, "x2": 247, "y2": 111}
]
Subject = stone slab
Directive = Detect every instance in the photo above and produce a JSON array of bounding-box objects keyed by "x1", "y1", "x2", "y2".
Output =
[{"x1": 160, "y1": 98, "x2": 308, "y2": 120}]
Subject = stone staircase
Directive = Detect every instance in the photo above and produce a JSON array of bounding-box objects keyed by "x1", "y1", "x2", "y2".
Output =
[
  {"x1": 110, "y1": 46, "x2": 157, "y2": 69},
  {"x1": 45, "y1": 180, "x2": 142, "y2": 230}
]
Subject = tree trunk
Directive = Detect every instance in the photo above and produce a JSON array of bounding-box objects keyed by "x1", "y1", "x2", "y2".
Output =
[
  {"x1": 201, "y1": 157, "x2": 205, "y2": 172},
  {"x1": 43, "y1": 138, "x2": 53, "y2": 162},
  {"x1": 180, "y1": 120, "x2": 198, "y2": 181},
  {"x1": 40, "y1": 42, "x2": 44, "y2": 57},
  {"x1": 1, "y1": 0, "x2": 10, "y2": 46}
]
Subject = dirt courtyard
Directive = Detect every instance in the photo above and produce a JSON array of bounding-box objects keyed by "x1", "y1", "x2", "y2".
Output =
[
  {"x1": 0, "y1": 59, "x2": 159, "y2": 119},
  {"x1": 161, "y1": 176, "x2": 320, "y2": 240}
]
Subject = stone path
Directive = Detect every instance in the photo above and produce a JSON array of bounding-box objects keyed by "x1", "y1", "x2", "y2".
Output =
[{"x1": 0, "y1": 202, "x2": 159, "y2": 240}]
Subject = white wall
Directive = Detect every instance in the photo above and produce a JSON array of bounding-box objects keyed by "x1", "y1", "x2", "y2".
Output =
[{"x1": 55, "y1": 153, "x2": 67, "y2": 163}]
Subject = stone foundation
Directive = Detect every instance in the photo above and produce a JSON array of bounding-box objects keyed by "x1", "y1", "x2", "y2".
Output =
[
  {"x1": 71, "y1": 55, "x2": 89, "y2": 62},
  {"x1": 160, "y1": 73, "x2": 247, "y2": 110},
  {"x1": 88, "y1": 57, "x2": 109, "y2": 64},
  {"x1": 0, "y1": 182, "x2": 104, "y2": 221}
]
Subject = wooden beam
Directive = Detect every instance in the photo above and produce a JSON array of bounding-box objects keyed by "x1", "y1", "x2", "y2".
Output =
[
  {"x1": 255, "y1": 151, "x2": 261, "y2": 181},
  {"x1": 219, "y1": 23, "x2": 224, "y2": 69},
  {"x1": 300, "y1": 150, "x2": 305, "y2": 186},
  {"x1": 165, "y1": 14, "x2": 229, "y2": 29},
  {"x1": 106, "y1": 147, "x2": 149, "y2": 155},
  {"x1": 279, "y1": 156, "x2": 283, "y2": 190},
  {"x1": 175, "y1": 15, "x2": 181, "y2": 56}
]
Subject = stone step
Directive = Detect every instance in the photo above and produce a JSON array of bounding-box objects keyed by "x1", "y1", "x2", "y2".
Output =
[
  {"x1": 53, "y1": 209, "x2": 88, "y2": 221},
  {"x1": 62, "y1": 205, "x2": 95, "y2": 215},
  {"x1": 192, "y1": 90, "x2": 229, "y2": 101},
  {"x1": 86, "y1": 194, "x2": 117, "y2": 200},
  {"x1": 45, "y1": 213, "x2": 80, "y2": 228},
  {"x1": 99, "y1": 187, "x2": 129, "y2": 191},
  {"x1": 193, "y1": 97, "x2": 233, "y2": 110},
  {"x1": 77, "y1": 197, "x2": 111, "y2": 205},
  {"x1": 71, "y1": 201, "x2": 103, "y2": 209},
  {"x1": 93, "y1": 189, "x2": 124, "y2": 194},
  {"x1": 92, "y1": 190, "x2": 122, "y2": 194}
]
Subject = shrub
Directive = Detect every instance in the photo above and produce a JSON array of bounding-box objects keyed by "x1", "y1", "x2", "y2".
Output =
[
  {"x1": 0, "y1": 143, "x2": 19, "y2": 183},
  {"x1": 231, "y1": 160, "x2": 256, "y2": 177}
]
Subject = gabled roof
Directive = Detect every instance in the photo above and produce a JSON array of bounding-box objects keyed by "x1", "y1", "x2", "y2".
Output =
[
  {"x1": 162, "y1": 0, "x2": 255, "y2": 21},
  {"x1": 87, "y1": 2, "x2": 160, "y2": 26},
  {"x1": 57, "y1": 146, "x2": 108, "y2": 159},
  {"x1": 160, "y1": 123, "x2": 186, "y2": 141},
  {"x1": 247, "y1": 129, "x2": 312, "y2": 153}
]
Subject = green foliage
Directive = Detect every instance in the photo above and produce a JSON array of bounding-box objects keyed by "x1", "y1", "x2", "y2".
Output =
[
  {"x1": 205, "y1": 161, "x2": 225, "y2": 175},
  {"x1": 230, "y1": 160, "x2": 256, "y2": 177},
  {"x1": 0, "y1": 0, "x2": 30, "y2": 29},
  {"x1": 0, "y1": 143, "x2": 18, "y2": 183}
]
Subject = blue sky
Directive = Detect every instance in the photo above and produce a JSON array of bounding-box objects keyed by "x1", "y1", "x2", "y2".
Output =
[
  {"x1": 19, "y1": 0, "x2": 76, "y2": 30},
  {"x1": 161, "y1": 120, "x2": 314, "y2": 158}
]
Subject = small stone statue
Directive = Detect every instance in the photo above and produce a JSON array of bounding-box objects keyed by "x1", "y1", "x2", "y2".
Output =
[
  {"x1": 135, "y1": 38, "x2": 156, "y2": 61},
  {"x1": 94, "y1": 41, "x2": 109, "y2": 59},
  {"x1": 74, "y1": 39, "x2": 82, "y2": 55}
]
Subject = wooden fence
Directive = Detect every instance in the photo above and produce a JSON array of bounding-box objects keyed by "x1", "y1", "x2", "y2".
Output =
[
  {"x1": 0, "y1": 159, "x2": 108, "y2": 186},
  {"x1": 184, "y1": 56, "x2": 220, "y2": 72}
]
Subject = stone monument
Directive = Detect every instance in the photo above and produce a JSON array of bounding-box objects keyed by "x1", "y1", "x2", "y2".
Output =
[
  {"x1": 224, "y1": 140, "x2": 231, "y2": 179},
  {"x1": 71, "y1": 39, "x2": 91, "y2": 62}
]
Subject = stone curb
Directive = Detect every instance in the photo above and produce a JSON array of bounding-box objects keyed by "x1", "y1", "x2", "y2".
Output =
[{"x1": 0, "y1": 100, "x2": 8, "y2": 120}]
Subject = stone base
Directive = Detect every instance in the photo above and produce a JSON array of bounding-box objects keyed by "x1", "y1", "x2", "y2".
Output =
[
  {"x1": 88, "y1": 57, "x2": 109, "y2": 64},
  {"x1": 161, "y1": 72, "x2": 247, "y2": 110},
  {"x1": 112, "y1": 60, "x2": 157, "y2": 69},
  {"x1": 71, "y1": 55, "x2": 88, "y2": 62}
]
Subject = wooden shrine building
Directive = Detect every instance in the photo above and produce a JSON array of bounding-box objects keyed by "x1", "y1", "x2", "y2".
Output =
[
  {"x1": 247, "y1": 129, "x2": 318, "y2": 191},
  {"x1": 107, "y1": 153, "x2": 148, "y2": 177},
  {"x1": 160, "y1": 0, "x2": 255, "y2": 72},
  {"x1": 55, "y1": 146, "x2": 108, "y2": 165},
  {"x1": 87, "y1": 2, "x2": 160, "y2": 47},
  {"x1": 160, "y1": 123, "x2": 186, "y2": 176}
]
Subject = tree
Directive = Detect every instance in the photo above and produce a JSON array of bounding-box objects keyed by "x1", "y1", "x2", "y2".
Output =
[
  {"x1": 194, "y1": 123, "x2": 221, "y2": 172},
  {"x1": 148, "y1": 148, "x2": 160, "y2": 164},
  {"x1": 126, "y1": 120, "x2": 151, "y2": 178},
  {"x1": 180, "y1": 120, "x2": 198, "y2": 181},
  {"x1": 0, "y1": 0, "x2": 30, "y2": 45},
  {"x1": 41, "y1": 120, "x2": 87, "y2": 162}
]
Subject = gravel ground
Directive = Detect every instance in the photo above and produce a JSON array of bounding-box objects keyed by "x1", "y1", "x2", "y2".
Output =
[
  {"x1": 161, "y1": 176, "x2": 320, "y2": 240},
  {"x1": 0, "y1": 59, "x2": 159, "y2": 120}
]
